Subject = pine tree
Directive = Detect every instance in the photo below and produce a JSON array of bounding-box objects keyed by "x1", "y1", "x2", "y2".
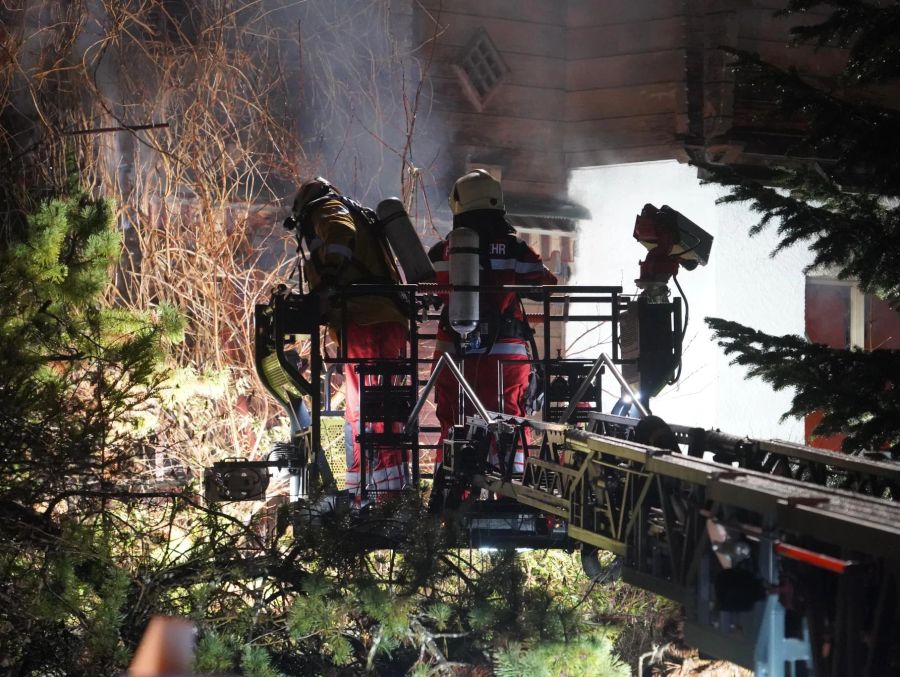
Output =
[
  {"x1": 0, "y1": 183, "x2": 183, "y2": 675},
  {"x1": 0, "y1": 186, "x2": 181, "y2": 507},
  {"x1": 701, "y1": 0, "x2": 900, "y2": 453}
]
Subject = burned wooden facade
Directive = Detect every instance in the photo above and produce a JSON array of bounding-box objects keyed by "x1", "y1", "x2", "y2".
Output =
[{"x1": 416, "y1": 0, "x2": 849, "y2": 195}]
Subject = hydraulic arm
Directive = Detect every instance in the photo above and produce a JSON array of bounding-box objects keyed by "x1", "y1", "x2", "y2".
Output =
[{"x1": 434, "y1": 394, "x2": 900, "y2": 677}]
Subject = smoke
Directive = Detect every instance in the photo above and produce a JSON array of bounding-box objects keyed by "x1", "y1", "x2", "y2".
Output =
[
  {"x1": 285, "y1": 0, "x2": 447, "y2": 222},
  {"x1": 1, "y1": 1, "x2": 449, "y2": 226}
]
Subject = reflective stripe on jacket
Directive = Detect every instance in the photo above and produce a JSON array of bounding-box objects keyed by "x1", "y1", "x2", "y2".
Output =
[{"x1": 428, "y1": 217, "x2": 556, "y2": 351}]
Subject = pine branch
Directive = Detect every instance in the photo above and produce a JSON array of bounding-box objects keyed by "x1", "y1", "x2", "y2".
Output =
[
  {"x1": 778, "y1": 1, "x2": 900, "y2": 83},
  {"x1": 719, "y1": 49, "x2": 900, "y2": 194},
  {"x1": 698, "y1": 162, "x2": 900, "y2": 305},
  {"x1": 707, "y1": 317, "x2": 900, "y2": 452}
]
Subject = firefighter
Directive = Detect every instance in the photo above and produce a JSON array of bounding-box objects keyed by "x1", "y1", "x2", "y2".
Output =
[
  {"x1": 288, "y1": 178, "x2": 408, "y2": 497},
  {"x1": 429, "y1": 169, "x2": 557, "y2": 471}
]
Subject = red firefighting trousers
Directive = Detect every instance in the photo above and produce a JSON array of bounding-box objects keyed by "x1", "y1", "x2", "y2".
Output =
[
  {"x1": 343, "y1": 320, "x2": 408, "y2": 494},
  {"x1": 433, "y1": 349, "x2": 531, "y2": 472}
]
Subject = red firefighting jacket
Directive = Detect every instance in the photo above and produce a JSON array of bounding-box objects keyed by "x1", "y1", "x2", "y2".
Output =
[{"x1": 428, "y1": 212, "x2": 557, "y2": 356}]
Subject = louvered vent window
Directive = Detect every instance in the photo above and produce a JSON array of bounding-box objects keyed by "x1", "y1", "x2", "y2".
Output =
[{"x1": 454, "y1": 29, "x2": 508, "y2": 111}]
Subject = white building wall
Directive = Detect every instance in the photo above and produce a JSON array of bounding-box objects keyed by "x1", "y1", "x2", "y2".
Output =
[{"x1": 568, "y1": 160, "x2": 814, "y2": 442}]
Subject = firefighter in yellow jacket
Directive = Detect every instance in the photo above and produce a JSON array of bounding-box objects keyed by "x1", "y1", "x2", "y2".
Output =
[{"x1": 288, "y1": 178, "x2": 407, "y2": 497}]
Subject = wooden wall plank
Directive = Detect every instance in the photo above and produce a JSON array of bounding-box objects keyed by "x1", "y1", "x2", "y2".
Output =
[
  {"x1": 747, "y1": 0, "x2": 833, "y2": 18},
  {"x1": 501, "y1": 179, "x2": 567, "y2": 196},
  {"x1": 566, "y1": 82, "x2": 680, "y2": 121},
  {"x1": 567, "y1": 0, "x2": 682, "y2": 28},
  {"x1": 567, "y1": 17, "x2": 684, "y2": 60},
  {"x1": 567, "y1": 50, "x2": 684, "y2": 90},
  {"x1": 504, "y1": 149, "x2": 567, "y2": 184},
  {"x1": 565, "y1": 113, "x2": 677, "y2": 152},
  {"x1": 415, "y1": 10, "x2": 565, "y2": 57},
  {"x1": 419, "y1": 0, "x2": 566, "y2": 26},
  {"x1": 448, "y1": 112, "x2": 563, "y2": 151},
  {"x1": 427, "y1": 44, "x2": 566, "y2": 89},
  {"x1": 749, "y1": 0, "x2": 789, "y2": 9},
  {"x1": 455, "y1": 144, "x2": 567, "y2": 186},
  {"x1": 432, "y1": 77, "x2": 565, "y2": 121},
  {"x1": 566, "y1": 144, "x2": 685, "y2": 168}
]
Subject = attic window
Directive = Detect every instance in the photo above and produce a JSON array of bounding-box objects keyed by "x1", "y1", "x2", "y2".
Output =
[{"x1": 453, "y1": 28, "x2": 508, "y2": 112}]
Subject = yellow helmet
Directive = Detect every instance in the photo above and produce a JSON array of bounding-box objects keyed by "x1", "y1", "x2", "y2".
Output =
[
  {"x1": 292, "y1": 177, "x2": 335, "y2": 220},
  {"x1": 448, "y1": 169, "x2": 504, "y2": 215}
]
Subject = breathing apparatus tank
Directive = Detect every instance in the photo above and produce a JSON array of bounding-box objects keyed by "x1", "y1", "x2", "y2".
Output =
[
  {"x1": 375, "y1": 198, "x2": 436, "y2": 284},
  {"x1": 448, "y1": 227, "x2": 480, "y2": 341}
]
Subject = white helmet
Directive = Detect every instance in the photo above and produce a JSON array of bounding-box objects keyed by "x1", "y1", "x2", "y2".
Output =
[{"x1": 448, "y1": 169, "x2": 505, "y2": 215}]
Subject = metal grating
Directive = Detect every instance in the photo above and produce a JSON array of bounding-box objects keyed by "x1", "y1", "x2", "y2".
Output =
[{"x1": 320, "y1": 415, "x2": 347, "y2": 491}]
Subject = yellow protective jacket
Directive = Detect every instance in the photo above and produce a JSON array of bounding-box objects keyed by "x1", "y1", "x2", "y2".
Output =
[{"x1": 302, "y1": 197, "x2": 407, "y2": 329}]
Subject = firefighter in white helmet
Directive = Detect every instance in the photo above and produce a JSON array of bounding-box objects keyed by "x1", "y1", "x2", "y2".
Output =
[
  {"x1": 429, "y1": 170, "x2": 557, "y2": 471},
  {"x1": 287, "y1": 177, "x2": 407, "y2": 498}
]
